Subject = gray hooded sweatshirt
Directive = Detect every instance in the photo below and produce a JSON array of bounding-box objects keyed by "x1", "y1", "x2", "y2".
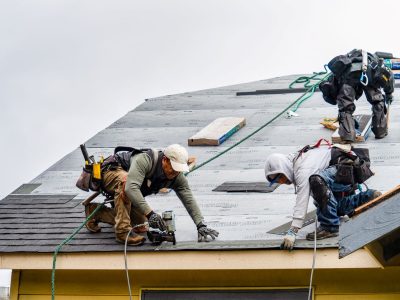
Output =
[{"x1": 265, "y1": 146, "x2": 331, "y2": 228}]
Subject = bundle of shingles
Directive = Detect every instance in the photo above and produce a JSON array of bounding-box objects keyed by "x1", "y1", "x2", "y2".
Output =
[{"x1": 384, "y1": 58, "x2": 400, "y2": 80}]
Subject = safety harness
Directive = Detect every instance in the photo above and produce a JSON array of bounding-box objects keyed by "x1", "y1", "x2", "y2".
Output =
[{"x1": 295, "y1": 138, "x2": 374, "y2": 196}]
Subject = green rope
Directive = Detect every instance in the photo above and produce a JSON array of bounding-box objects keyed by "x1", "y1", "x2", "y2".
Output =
[
  {"x1": 289, "y1": 65, "x2": 329, "y2": 89},
  {"x1": 288, "y1": 65, "x2": 330, "y2": 113},
  {"x1": 51, "y1": 69, "x2": 331, "y2": 299},
  {"x1": 187, "y1": 70, "x2": 332, "y2": 174},
  {"x1": 51, "y1": 203, "x2": 105, "y2": 300}
]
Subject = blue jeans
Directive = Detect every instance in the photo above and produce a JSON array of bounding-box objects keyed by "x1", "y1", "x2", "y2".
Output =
[{"x1": 314, "y1": 166, "x2": 375, "y2": 232}]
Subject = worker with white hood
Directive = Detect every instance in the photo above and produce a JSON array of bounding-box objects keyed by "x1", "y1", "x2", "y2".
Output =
[{"x1": 264, "y1": 140, "x2": 381, "y2": 250}]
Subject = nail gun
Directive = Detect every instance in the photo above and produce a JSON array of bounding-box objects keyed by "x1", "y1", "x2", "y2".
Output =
[{"x1": 147, "y1": 210, "x2": 176, "y2": 245}]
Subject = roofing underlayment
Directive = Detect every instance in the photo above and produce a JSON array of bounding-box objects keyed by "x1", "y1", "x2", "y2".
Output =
[{"x1": 1, "y1": 74, "x2": 399, "y2": 253}]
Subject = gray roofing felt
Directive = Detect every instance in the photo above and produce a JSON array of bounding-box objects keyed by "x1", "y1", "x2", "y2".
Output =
[{"x1": 1, "y1": 74, "x2": 399, "y2": 253}]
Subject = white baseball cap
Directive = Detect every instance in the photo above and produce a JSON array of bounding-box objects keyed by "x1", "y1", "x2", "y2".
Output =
[{"x1": 164, "y1": 144, "x2": 189, "y2": 172}]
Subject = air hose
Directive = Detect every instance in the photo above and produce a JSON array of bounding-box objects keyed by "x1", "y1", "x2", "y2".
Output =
[{"x1": 51, "y1": 203, "x2": 105, "y2": 300}]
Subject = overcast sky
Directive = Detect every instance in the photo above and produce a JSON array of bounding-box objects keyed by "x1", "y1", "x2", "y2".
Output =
[{"x1": 0, "y1": 0, "x2": 399, "y2": 287}]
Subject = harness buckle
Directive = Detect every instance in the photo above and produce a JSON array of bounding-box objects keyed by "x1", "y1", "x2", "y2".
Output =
[
  {"x1": 360, "y1": 71, "x2": 369, "y2": 86},
  {"x1": 285, "y1": 110, "x2": 299, "y2": 119}
]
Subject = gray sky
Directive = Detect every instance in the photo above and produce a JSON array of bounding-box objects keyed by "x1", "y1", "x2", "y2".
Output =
[{"x1": 0, "y1": 0, "x2": 399, "y2": 287}]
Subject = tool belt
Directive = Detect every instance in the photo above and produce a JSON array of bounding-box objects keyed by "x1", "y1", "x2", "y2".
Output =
[
  {"x1": 331, "y1": 147, "x2": 374, "y2": 185},
  {"x1": 76, "y1": 156, "x2": 119, "y2": 200},
  {"x1": 332, "y1": 189, "x2": 355, "y2": 199},
  {"x1": 319, "y1": 74, "x2": 339, "y2": 105},
  {"x1": 76, "y1": 165, "x2": 101, "y2": 192}
]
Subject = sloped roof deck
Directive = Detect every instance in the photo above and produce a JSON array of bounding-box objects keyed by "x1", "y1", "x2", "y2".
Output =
[{"x1": 1, "y1": 75, "x2": 399, "y2": 253}]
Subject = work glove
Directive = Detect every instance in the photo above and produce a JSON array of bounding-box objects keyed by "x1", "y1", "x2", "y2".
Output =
[
  {"x1": 147, "y1": 211, "x2": 167, "y2": 231},
  {"x1": 280, "y1": 226, "x2": 299, "y2": 251},
  {"x1": 197, "y1": 222, "x2": 219, "y2": 242},
  {"x1": 385, "y1": 93, "x2": 393, "y2": 105}
]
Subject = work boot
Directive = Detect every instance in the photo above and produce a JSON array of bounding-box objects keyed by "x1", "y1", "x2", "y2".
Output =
[
  {"x1": 306, "y1": 227, "x2": 338, "y2": 241},
  {"x1": 374, "y1": 130, "x2": 388, "y2": 139},
  {"x1": 116, "y1": 232, "x2": 146, "y2": 246},
  {"x1": 85, "y1": 203, "x2": 101, "y2": 233},
  {"x1": 368, "y1": 190, "x2": 382, "y2": 200}
]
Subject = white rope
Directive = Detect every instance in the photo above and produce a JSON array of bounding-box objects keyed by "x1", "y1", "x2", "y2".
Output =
[
  {"x1": 124, "y1": 228, "x2": 134, "y2": 300},
  {"x1": 308, "y1": 213, "x2": 318, "y2": 300},
  {"x1": 124, "y1": 222, "x2": 148, "y2": 300}
]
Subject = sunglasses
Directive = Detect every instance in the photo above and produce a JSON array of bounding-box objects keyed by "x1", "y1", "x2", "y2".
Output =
[{"x1": 268, "y1": 173, "x2": 282, "y2": 186}]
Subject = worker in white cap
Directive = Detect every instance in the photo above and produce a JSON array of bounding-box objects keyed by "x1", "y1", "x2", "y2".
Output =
[{"x1": 85, "y1": 144, "x2": 219, "y2": 246}]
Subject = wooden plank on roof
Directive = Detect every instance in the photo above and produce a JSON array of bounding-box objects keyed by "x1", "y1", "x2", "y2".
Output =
[
  {"x1": 353, "y1": 184, "x2": 400, "y2": 215},
  {"x1": 188, "y1": 117, "x2": 246, "y2": 146}
]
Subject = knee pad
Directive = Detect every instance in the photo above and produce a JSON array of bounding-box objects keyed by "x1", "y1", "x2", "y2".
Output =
[
  {"x1": 342, "y1": 103, "x2": 356, "y2": 114},
  {"x1": 309, "y1": 175, "x2": 329, "y2": 209},
  {"x1": 338, "y1": 112, "x2": 356, "y2": 142},
  {"x1": 371, "y1": 103, "x2": 388, "y2": 138}
]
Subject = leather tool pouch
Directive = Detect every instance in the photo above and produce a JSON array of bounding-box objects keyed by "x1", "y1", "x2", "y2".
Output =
[
  {"x1": 319, "y1": 75, "x2": 339, "y2": 105},
  {"x1": 331, "y1": 147, "x2": 374, "y2": 185},
  {"x1": 335, "y1": 163, "x2": 355, "y2": 185},
  {"x1": 353, "y1": 159, "x2": 374, "y2": 184},
  {"x1": 76, "y1": 167, "x2": 91, "y2": 192},
  {"x1": 76, "y1": 166, "x2": 101, "y2": 192}
]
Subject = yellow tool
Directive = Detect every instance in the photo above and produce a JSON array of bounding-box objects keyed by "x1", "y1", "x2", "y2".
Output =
[
  {"x1": 79, "y1": 144, "x2": 103, "y2": 181},
  {"x1": 92, "y1": 163, "x2": 101, "y2": 180}
]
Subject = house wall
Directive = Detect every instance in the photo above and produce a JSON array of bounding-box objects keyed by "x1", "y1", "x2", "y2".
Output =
[{"x1": 11, "y1": 268, "x2": 400, "y2": 300}]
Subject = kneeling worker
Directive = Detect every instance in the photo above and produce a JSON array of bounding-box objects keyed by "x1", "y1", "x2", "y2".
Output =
[
  {"x1": 86, "y1": 144, "x2": 219, "y2": 245},
  {"x1": 264, "y1": 141, "x2": 381, "y2": 250}
]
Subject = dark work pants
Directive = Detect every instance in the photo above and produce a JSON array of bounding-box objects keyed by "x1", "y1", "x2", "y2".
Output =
[
  {"x1": 314, "y1": 166, "x2": 375, "y2": 232},
  {"x1": 364, "y1": 86, "x2": 387, "y2": 138},
  {"x1": 337, "y1": 84, "x2": 357, "y2": 142},
  {"x1": 337, "y1": 83, "x2": 387, "y2": 142}
]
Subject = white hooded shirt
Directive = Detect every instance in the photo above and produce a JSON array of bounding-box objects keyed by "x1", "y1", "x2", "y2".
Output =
[{"x1": 265, "y1": 146, "x2": 332, "y2": 228}]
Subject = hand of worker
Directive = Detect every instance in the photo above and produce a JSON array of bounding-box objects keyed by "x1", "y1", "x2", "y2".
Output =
[
  {"x1": 385, "y1": 93, "x2": 393, "y2": 105},
  {"x1": 197, "y1": 222, "x2": 219, "y2": 242},
  {"x1": 147, "y1": 211, "x2": 167, "y2": 231},
  {"x1": 280, "y1": 226, "x2": 299, "y2": 251}
]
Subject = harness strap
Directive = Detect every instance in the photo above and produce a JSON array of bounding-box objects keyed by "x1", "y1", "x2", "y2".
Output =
[
  {"x1": 360, "y1": 50, "x2": 369, "y2": 86},
  {"x1": 148, "y1": 149, "x2": 159, "y2": 178},
  {"x1": 362, "y1": 50, "x2": 368, "y2": 72},
  {"x1": 312, "y1": 138, "x2": 332, "y2": 148},
  {"x1": 295, "y1": 138, "x2": 332, "y2": 162}
]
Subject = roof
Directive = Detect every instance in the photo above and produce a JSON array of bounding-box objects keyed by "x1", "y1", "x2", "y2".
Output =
[
  {"x1": 1, "y1": 74, "x2": 399, "y2": 253},
  {"x1": 339, "y1": 190, "x2": 400, "y2": 260}
]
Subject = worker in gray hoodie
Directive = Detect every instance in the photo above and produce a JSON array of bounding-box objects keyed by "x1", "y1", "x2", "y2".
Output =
[{"x1": 264, "y1": 141, "x2": 381, "y2": 250}]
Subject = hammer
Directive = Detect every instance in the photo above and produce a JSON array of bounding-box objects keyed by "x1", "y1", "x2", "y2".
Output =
[{"x1": 81, "y1": 191, "x2": 101, "y2": 206}]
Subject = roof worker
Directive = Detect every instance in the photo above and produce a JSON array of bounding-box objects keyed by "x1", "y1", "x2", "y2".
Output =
[
  {"x1": 320, "y1": 49, "x2": 394, "y2": 143},
  {"x1": 264, "y1": 139, "x2": 382, "y2": 250},
  {"x1": 85, "y1": 144, "x2": 219, "y2": 246}
]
